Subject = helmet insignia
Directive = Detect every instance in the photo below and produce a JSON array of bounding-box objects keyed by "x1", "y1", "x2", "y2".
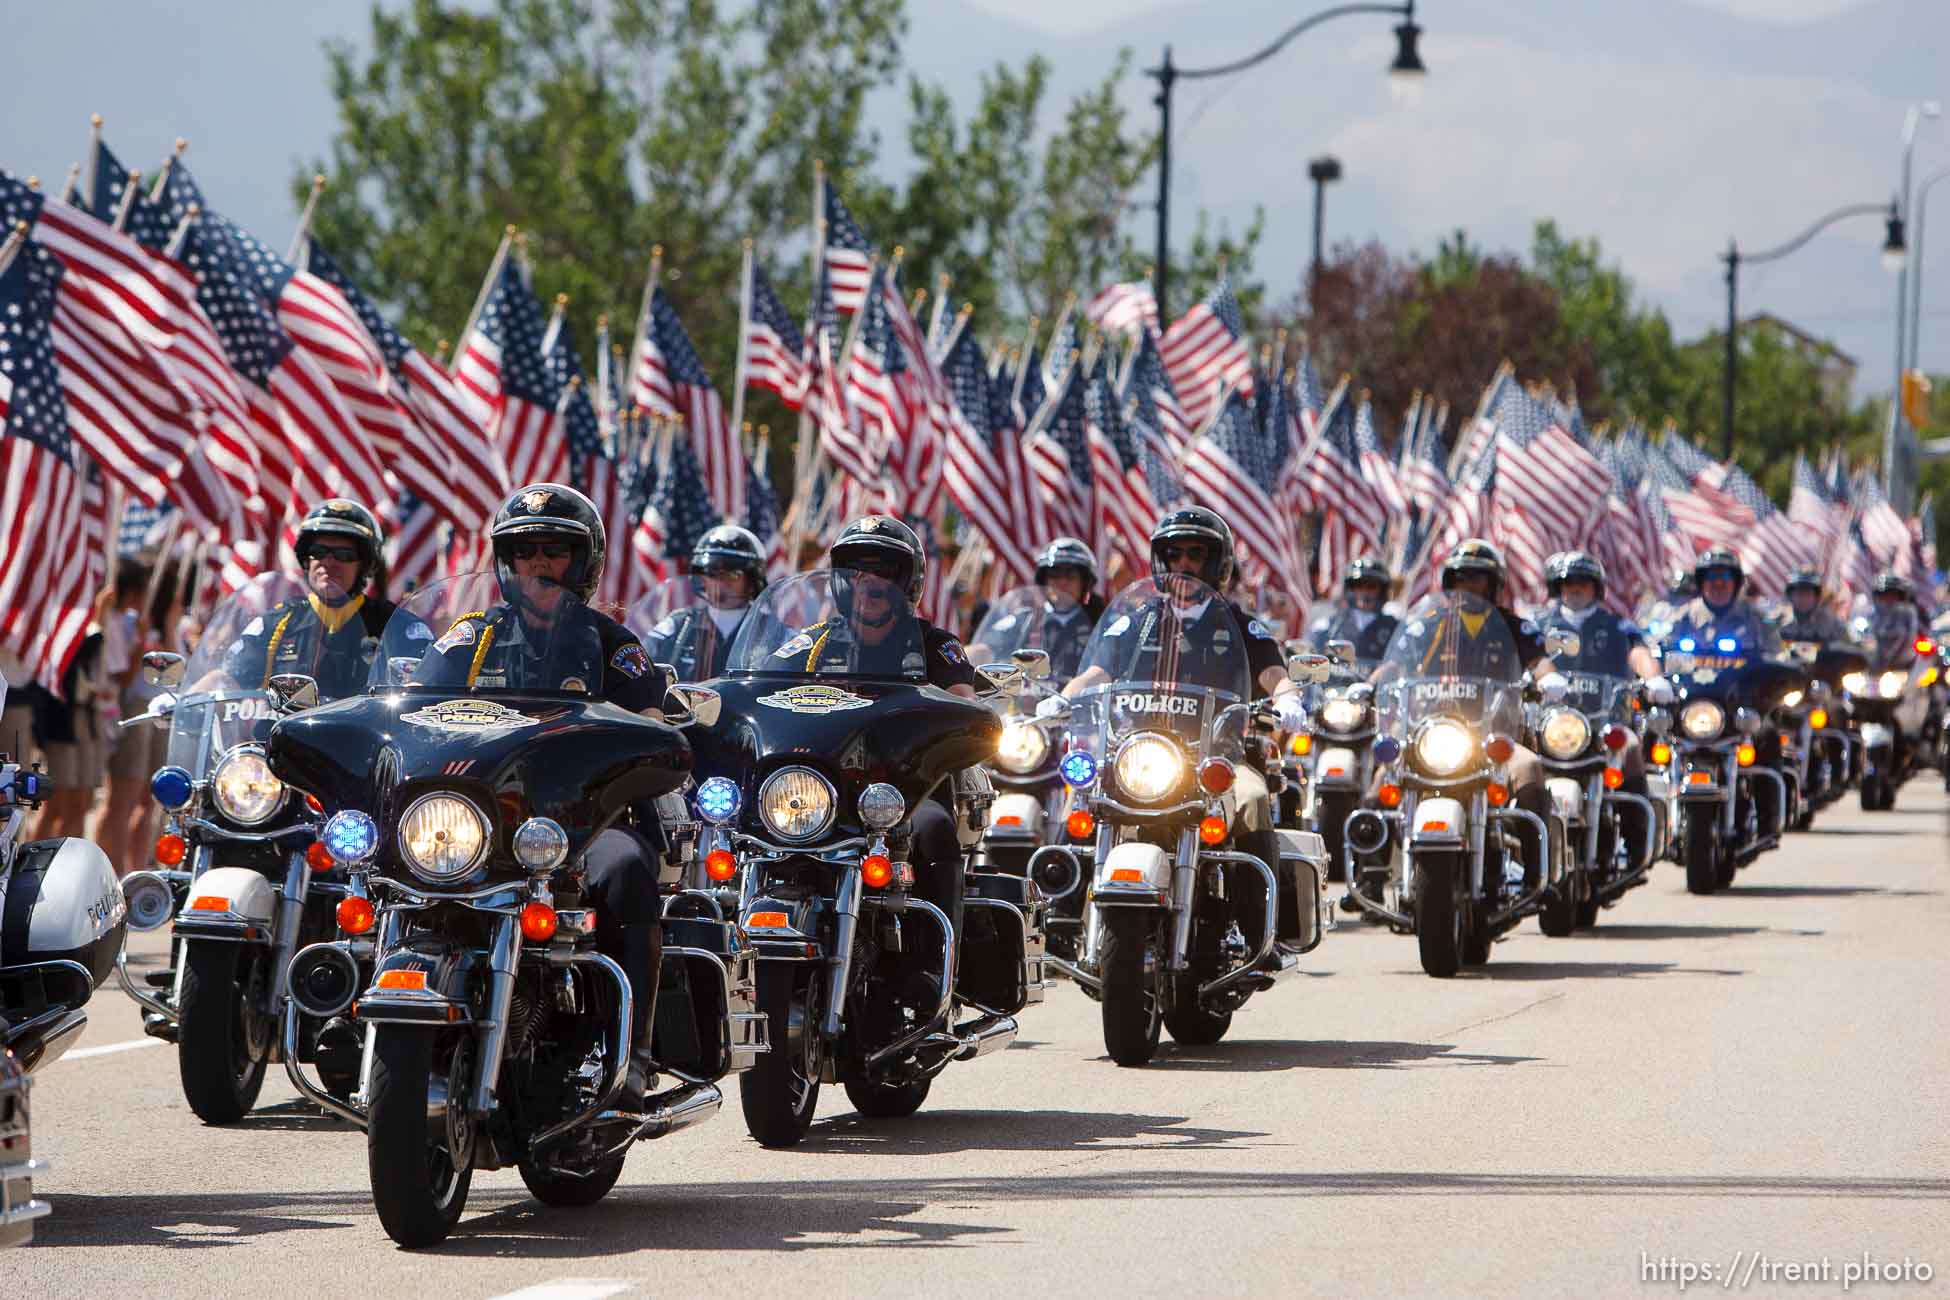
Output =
[{"x1": 522, "y1": 490, "x2": 552, "y2": 514}]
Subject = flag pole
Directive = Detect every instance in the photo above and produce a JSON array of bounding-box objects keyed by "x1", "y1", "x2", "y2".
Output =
[
  {"x1": 626, "y1": 244, "x2": 665, "y2": 404},
  {"x1": 926, "y1": 272, "x2": 952, "y2": 355},
  {"x1": 150, "y1": 137, "x2": 188, "y2": 206},
  {"x1": 541, "y1": 292, "x2": 569, "y2": 356},
  {"x1": 163, "y1": 203, "x2": 199, "y2": 260},
  {"x1": 1009, "y1": 316, "x2": 1041, "y2": 414},
  {"x1": 110, "y1": 171, "x2": 143, "y2": 232},
  {"x1": 451, "y1": 225, "x2": 517, "y2": 374},
  {"x1": 0, "y1": 222, "x2": 30, "y2": 278},
  {"x1": 729, "y1": 240, "x2": 755, "y2": 449},
  {"x1": 81, "y1": 114, "x2": 102, "y2": 211},
  {"x1": 286, "y1": 173, "x2": 326, "y2": 264},
  {"x1": 56, "y1": 163, "x2": 81, "y2": 206}
]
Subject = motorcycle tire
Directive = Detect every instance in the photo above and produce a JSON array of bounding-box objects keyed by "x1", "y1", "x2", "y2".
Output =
[
  {"x1": 1317, "y1": 794, "x2": 1353, "y2": 884},
  {"x1": 1163, "y1": 980, "x2": 1233, "y2": 1045},
  {"x1": 1715, "y1": 845, "x2": 1737, "y2": 889},
  {"x1": 1860, "y1": 774, "x2": 1884, "y2": 813},
  {"x1": 1099, "y1": 911, "x2": 1163, "y2": 1066},
  {"x1": 1415, "y1": 854, "x2": 1466, "y2": 978},
  {"x1": 518, "y1": 1151, "x2": 626, "y2": 1207},
  {"x1": 1538, "y1": 873, "x2": 1579, "y2": 938},
  {"x1": 367, "y1": 1027, "x2": 473, "y2": 1248},
  {"x1": 843, "y1": 1076, "x2": 931, "y2": 1119},
  {"x1": 740, "y1": 963, "x2": 822, "y2": 1148},
  {"x1": 1684, "y1": 814, "x2": 1720, "y2": 896},
  {"x1": 177, "y1": 940, "x2": 269, "y2": 1125}
]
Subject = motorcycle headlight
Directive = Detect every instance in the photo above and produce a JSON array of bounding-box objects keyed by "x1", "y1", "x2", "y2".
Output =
[
  {"x1": 209, "y1": 746, "x2": 283, "y2": 825},
  {"x1": 398, "y1": 793, "x2": 490, "y2": 882},
  {"x1": 1113, "y1": 732, "x2": 1185, "y2": 803},
  {"x1": 1841, "y1": 671, "x2": 1867, "y2": 696},
  {"x1": 1780, "y1": 689, "x2": 1804, "y2": 710},
  {"x1": 758, "y1": 767, "x2": 836, "y2": 842},
  {"x1": 1539, "y1": 708, "x2": 1591, "y2": 761},
  {"x1": 1680, "y1": 699, "x2": 1725, "y2": 740},
  {"x1": 1412, "y1": 719, "x2": 1475, "y2": 777},
  {"x1": 1318, "y1": 697, "x2": 1366, "y2": 733},
  {"x1": 857, "y1": 782, "x2": 906, "y2": 830},
  {"x1": 1878, "y1": 670, "x2": 1908, "y2": 699},
  {"x1": 996, "y1": 720, "x2": 1050, "y2": 774}
]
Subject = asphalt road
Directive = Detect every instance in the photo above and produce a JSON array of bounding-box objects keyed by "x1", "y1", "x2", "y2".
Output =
[{"x1": 15, "y1": 785, "x2": 1950, "y2": 1299}]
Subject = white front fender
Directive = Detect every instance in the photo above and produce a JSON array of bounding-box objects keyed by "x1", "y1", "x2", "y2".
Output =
[
  {"x1": 1545, "y1": 777, "x2": 1586, "y2": 825},
  {"x1": 1091, "y1": 840, "x2": 1171, "y2": 904},
  {"x1": 985, "y1": 792, "x2": 1045, "y2": 840},
  {"x1": 1411, "y1": 797, "x2": 1466, "y2": 844}
]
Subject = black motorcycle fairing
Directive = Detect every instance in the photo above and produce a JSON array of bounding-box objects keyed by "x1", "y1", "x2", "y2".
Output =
[
  {"x1": 267, "y1": 692, "x2": 692, "y2": 864},
  {"x1": 686, "y1": 677, "x2": 998, "y2": 833}
]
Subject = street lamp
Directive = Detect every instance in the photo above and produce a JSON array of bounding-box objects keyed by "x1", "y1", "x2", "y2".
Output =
[
  {"x1": 1903, "y1": 165, "x2": 1950, "y2": 371},
  {"x1": 1719, "y1": 199, "x2": 1898, "y2": 462},
  {"x1": 1148, "y1": 1, "x2": 1424, "y2": 320},
  {"x1": 1887, "y1": 100, "x2": 1940, "y2": 510},
  {"x1": 1308, "y1": 155, "x2": 1343, "y2": 315}
]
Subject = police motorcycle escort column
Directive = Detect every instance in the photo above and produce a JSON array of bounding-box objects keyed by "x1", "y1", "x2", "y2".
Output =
[
  {"x1": 0, "y1": 673, "x2": 125, "y2": 1247},
  {"x1": 682, "y1": 515, "x2": 1039, "y2": 1144},
  {"x1": 966, "y1": 537, "x2": 1103, "y2": 957},
  {"x1": 1526, "y1": 551, "x2": 1671, "y2": 932},
  {"x1": 1846, "y1": 572, "x2": 1935, "y2": 811},
  {"x1": 1352, "y1": 540, "x2": 1570, "y2": 977},
  {"x1": 1772, "y1": 566, "x2": 1864, "y2": 821},
  {"x1": 261, "y1": 483, "x2": 760, "y2": 1248},
  {"x1": 1031, "y1": 509, "x2": 1331, "y2": 1066},
  {"x1": 1291, "y1": 558, "x2": 1398, "y2": 900},
  {"x1": 116, "y1": 499, "x2": 395, "y2": 1124},
  {"x1": 1656, "y1": 546, "x2": 1804, "y2": 894}
]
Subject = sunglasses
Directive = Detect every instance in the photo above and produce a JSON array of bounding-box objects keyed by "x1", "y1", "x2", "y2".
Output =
[
  {"x1": 306, "y1": 544, "x2": 361, "y2": 565},
  {"x1": 510, "y1": 540, "x2": 575, "y2": 562},
  {"x1": 1158, "y1": 544, "x2": 1208, "y2": 563}
]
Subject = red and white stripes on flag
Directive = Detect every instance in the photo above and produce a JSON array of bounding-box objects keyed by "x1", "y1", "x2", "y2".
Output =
[
  {"x1": 1158, "y1": 280, "x2": 1254, "y2": 434},
  {"x1": 633, "y1": 289, "x2": 743, "y2": 523},
  {"x1": 1084, "y1": 279, "x2": 1159, "y2": 339}
]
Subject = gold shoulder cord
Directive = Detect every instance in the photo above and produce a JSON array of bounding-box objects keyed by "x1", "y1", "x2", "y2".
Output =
[
  {"x1": 259, "y1": 610, "x2": 297, "y2": 688},
  {"x1": 804, "y1": 623, "x2": 832, "y2": 672}
]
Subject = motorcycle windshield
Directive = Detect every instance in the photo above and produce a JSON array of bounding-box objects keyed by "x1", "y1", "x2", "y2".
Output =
[
  {"x1": 1070, "y1": 575, "x2": 1250, "y2": 755},
  {"x1": 371, "y1": 572, "x2": 615, "y2": 696},
  {"x1": 968, "y1": 587, "x2": 1054, "y2": 660},
  {"x1": 1868, "y1": 603, "x2": 1920, "y2": 669},
  {"x1": 621, "y1": 576, "x2": 701, "y2": 644},
  {"x1": 1376, "y1": 592, "x2": 1524, "y2": 739},
  {"x1": 1557, "y1": 671, "x2": 1635, "y2": 720},
  {"x1": 624, "y1": 575, "x2": 760, "y2": 684},
  {"x1": 168, "y1": 573, "x2": 313, "y2": 772},
  {"x1": 724, "y1": 570, "x2": 928, "y2": 680}
]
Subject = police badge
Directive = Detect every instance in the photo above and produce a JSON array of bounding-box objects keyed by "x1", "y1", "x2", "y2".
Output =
[{"x1": 521, "y1": 489, "x2": 552, "y2": 514}]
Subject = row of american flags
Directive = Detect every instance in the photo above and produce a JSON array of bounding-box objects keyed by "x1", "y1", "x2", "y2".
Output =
[{"x1": 2, "y1": 139, "x2": 1938, "y2": 696}]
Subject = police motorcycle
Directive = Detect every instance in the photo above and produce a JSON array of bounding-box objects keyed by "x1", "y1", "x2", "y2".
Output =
[
  {"x1": 1656, "y1": 630, "x2": 1804, "y2": 893},
  {"x1": 1844, "y1": 601, "x2": 1935, "y2": 811},
  {"x1": 1344, "y1": 592, "x2": 1569, "y2": 977},
  {"x1": 0, "y1": 694, "x2": 124, "y2": 1245},
  {"x1": 1528, "y1": 656, "x2": 1663, "y2": 932},
  {"x1": 110, "y1": 573, "x2": 377, "y2": 1122},
  {"x1": 690, "y1": 571, "x2": 1040, "y2": 1145},
  {"x1": 259, "y1": 571, "x2": 758, "y2": 1246},
  {"x1": 1771, "y1": 633, "x2": 1864, "y2": 825},
  {"x1": 1288, "y1": 635, "x2": 1384, "y2": 900},
  {"x1": 965, "y1": 587, "x2": 1081, "y2": 954},
  {"x1": 1034, "y1": 574, "x2": 1332, "y2": 1065}
]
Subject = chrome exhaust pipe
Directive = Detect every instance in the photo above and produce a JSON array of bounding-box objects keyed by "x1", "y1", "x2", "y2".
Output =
[
  {"x1": 600, "y1": 1081, "x2": 723, "y2": 1156},
  {"x1": 951, "y1": 1013, "x2": 1018, "y2": 1062}
]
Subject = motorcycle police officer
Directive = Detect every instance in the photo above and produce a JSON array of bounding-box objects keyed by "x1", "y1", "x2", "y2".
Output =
[
  {"x1": 220, "y1": 500, "x2": 397, "y2": 700},
  {"x1": 1536, "y1": 551, "x2": 1661, "y2": 681},
  {"x1": 642, "y1": 524, "x2": 770, "y2": 682},
  {"x1": 1666, "y1": 546, "x2": 1783, "y2": 659},
  {"x1": 1779, "y1": 566, "x2": 1851, "y2": 644},
  {"x1": 412, "y1": 483, "x2": 671, "y2": 1110},
  {"x1": 1029, "y1": 536, "x2": 1103, "y2": 680},
  {"x1": 1306, "y1": 557, "x2": 1399, "y2": 665}
]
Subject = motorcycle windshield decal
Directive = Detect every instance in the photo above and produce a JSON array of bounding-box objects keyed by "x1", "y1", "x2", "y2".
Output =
[
  {"x1": 399, "y1": 699, "x2": 541, "y2": 732},
  {"x1": 756, "y1": 683, "x2": 875, "y2": 714}
]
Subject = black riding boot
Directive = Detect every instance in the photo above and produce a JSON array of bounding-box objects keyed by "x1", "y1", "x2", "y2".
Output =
[
  {"x1": 1514, "y1": 784, "x2": 1552, "y2": 893},
  {"x1": 618, "y1": 921, "x2": 663, "y2": 1112}
]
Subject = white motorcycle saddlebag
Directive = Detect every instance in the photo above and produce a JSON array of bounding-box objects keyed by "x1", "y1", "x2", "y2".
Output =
[{"x1": 0, "y1": 837, "x2": 124, "y2": 987}]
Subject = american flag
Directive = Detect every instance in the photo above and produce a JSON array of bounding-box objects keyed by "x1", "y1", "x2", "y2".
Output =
[
  {"x1": 545, "y1": 323, "x2": 630, "y2": 608},
  {"x1": 876, "y1": 266, "x2": 948, "y2": 520},
  {"x1": 743, "y1": 258, "x2": 807, "y2": 409},
  {"x1": 1488, "y1": 382, "x2": 1612, "y2": 549},
  {"x1": 939, "y1": 325, "x2": 1035, "y2": 585},
  {"x1": 1716, "y1": 459, "x2": 1809, "y2": 596},
  {"x1": 842, "y1": 263, "x2": 908, "y2": 499},
  {"x1": 1660, "y1": 430, "x2": 1752, "y2": 529},
  {"x1": 638, "y1": 428, "x2": 721, "y2": 572},
  {"x1": 634, "y1": 287, "x2": 741, "y2": 523},
  {"x1": 1042, "y1": 312, "x2": 1080, "y2": 391},
  {"x1": 1182, "y1": 393, "x2": 1305, "y2": 601},
  {"x1": 820, "y1": 177, "x2": 876, "y2": 314},
  {"x1": 744, "y1": 451, "x2": 790, "y2": 581},
  {"x1": 300, "y1": 238, "x2": 508, "y2": 530},
  {"x1": 1618, "y1": 430, "x2": 1698, "y2": 577},
  {"x1": 1399, "y1": 397, "x2": 1451, "y2": 517},
  {"x1": 1024, "y1": 356, "x2": 1092, "y2": 547},
  {"x1": 1279, "y1": 351, "x2": 1329, "y2": 516},
  {"x1": 1121, "y1": 329, "x2": 1193, "y2": 461},
  {"x1": 1592, "y1": 435, "x2": 1662, "y2": 614},
  {"x1": 1011, "y1": 344, "x2": 1047, "y2": 432},
  {"x1": 1085, "y1": 279, "x2": 1159, "y2": 339},
  {"x1": 1788, "y1": 452, "x2": 1844, "y2": 556},
  {"x1": 1353, "y1": 391, "x2": 1410, "y2": 518},
  {"x1": 1825, "y1": 518, "x2": 1876, "y2": 604},
  {"x1": 1405, "y1": 430, "x2": 1500, "y2": 605},
  {"x1": 388, "y1": 489, "x2": 445, "y2": 593},
  {"x1": 0, "y1": 236, "x2": 106, "y2": 694},
  {"x1": 458, "y1": 260, "x2": 570, "y2": 489},
  {"x1": 1084, "y1": 352, "x2": 1158, "y2": 579},
  {"x1": 1159, "y1": 275, "x2": 1254, "y2": 434},
  {"x1": 1857, "y1": 475, "x2": 1914, "y2": 572},
  {"x1": 802, "y1": 255, "x2": 875, "y2": 489},
  {"x1": 1646, "y1": 431, "x2": 1743, "y2": 557},
  {"x1": 1298, "y1": 382, "x2": 1388, "y2": 580}
]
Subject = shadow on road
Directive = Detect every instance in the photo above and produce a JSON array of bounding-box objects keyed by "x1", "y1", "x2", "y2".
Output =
[
  {"x1": 1137, "y1": 1038, "x2": 1542, "y2": 1072},
  {"x1": 233, "y1": 1098, "x2": 361, "y2": 1134},
  {"x1": 30, "y1": 1192, "x2": 360, "y2": 1248},
  {"x1": 1721, "y1": 884, "x2": 1937, "y2": 899},
  {"x1": 1580, "y1": 923, "x2": 1780, "y2": 941},
  {"x1": 795, "y1": 1107, "x2": 1265, "y2": 1156},
  {"x1": 1460, "y1": 960, "x2": 1745, "y2": 981}
]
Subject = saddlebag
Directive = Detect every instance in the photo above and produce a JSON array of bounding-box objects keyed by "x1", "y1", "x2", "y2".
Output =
[{"x1": 956, "y1": 872, "x2": 1047, "y2": 1015}]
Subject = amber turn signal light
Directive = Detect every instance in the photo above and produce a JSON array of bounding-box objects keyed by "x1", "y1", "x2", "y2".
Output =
[
  {"x1": 519, "y1": 901, "x2": 559, "y2": 942},
  {"x1": 336, "y1": 895, "x2": 376, "y2": 934},
  {"x1": 1197, "y1": 815, "x2": 1227, "y2": 845},
  {"x1": 1377, "y1": 783, "x2": 1403, "y2": 809},
  {"x1": 1602, "y1": 767, "x2": 1625, "y2": 790},
  {"x1": 155, "y1": 833, "x2": 188, "y2": 867},
  {"x1": 704, "y1": 848, "x2": 738, "y2": 882},
  {"x1": 862, "y1": 854, "x2": 894, "y2": 888},
  {"x1": 1486, "y1": 782, "x2": 1509, "y2": 807},
  {"x1": 1066, "y1": 809, "x2": 1095, "y2": 839}
]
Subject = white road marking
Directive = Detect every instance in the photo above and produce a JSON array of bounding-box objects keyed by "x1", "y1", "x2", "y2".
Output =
[
  {"x1": 484, "y1": 1282, "x2": 635, "y2": 1300},
  {"x1": 59, "y1": 1037, "x2": 165, "y2": 1062}
]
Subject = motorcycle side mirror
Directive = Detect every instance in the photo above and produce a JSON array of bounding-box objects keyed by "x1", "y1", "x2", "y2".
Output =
[
  {"x1": 141, "y1": 650, "x2": 186, "y2": 688},
  {"x1": 1544, "y1": 629, "x2": 1581, "y2": 659},
  {"x1": 1010, "y1": 647, "x2": 1052, "y2": 680},
  {"x1": 663, "y1": 684, "x2": 722, "y2": 728},
  {"x1": 1287, "y1": 653, "x2": 1331, "y2": 684},
  {"x1": 267, "y1": 674, "x2": 320, "y2": 713},
  {"x1": 1646, "y1": 707, "x2": 1672, "y2": 736},
  {"x1": 979, "y1": 662, "x2": 1027, "y2": 696},
  {"x1": 1326, "y1": 638, "x2": 1356, "y2": 664}
]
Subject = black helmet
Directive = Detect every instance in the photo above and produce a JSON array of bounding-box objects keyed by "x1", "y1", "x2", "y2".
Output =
[
  {"x1": 691, "y1": 523, "x2": 767, "y2": 596},
  {"x1": 1343, "y1": 557, "x2": 1391, "y2": 592},
  {"x1": 1149, "y1": 507, "x2": 1235, "y2": 588},
  {"x1": 489, "y1": 482, "x2": 607, "y2": 603},
  {"x1": 295, "y1": 498, "x2": 383, "y2": 592},
  {"x1": 1545, "y1": 549, "x2": 1605, "y2": 597},
  {"x1": 830, "y1": 515, "x2": 925, "y2": 605},
  {"x1": 1785, "y1": 566, "x2": 1822, "y2": 595},
  {"x1": 1034, "y1": 537, "x2": 1098, "y2": 590},
  {"x1": 1873, "y1": 570, "x2": 1912, "y2": 599},
  {"x1": 1441, "y1": 538, "x2": 1506, "y2": 600},
  {"x1": 1694, "y1": 545, "x2": 1744, "y2": 596}
]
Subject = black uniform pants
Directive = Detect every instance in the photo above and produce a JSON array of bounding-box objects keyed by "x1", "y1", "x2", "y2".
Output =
[
  {"x1": 582, "y1": 827, "x2": 664, "y2": 1046},
  {"x1": 909, "y1": 797, "x2": 966, "y2": 938}
]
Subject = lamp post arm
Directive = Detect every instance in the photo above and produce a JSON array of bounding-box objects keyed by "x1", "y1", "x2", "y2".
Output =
[
  {"x1": 1160, "y1": 2, "x2": 1412, "y2": 82},
  {"x1": 1739, "y1": 202, "x2": 1888, "y2": 265}
]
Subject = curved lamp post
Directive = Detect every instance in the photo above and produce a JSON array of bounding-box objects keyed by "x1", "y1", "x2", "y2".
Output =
[
  {"x1": 1148, "y1": 1, "x2": 1425, "y2": 319},
  {"x1": 1720, "y1": 200, "x2": 1904, "y2": 461}
]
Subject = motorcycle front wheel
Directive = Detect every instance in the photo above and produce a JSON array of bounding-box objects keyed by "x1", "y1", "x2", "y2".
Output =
[
  {"x1": 1415, "y1": 853, "x2": 1466, "y2": 977},
  {"x1": 177, "y1": 941, "x2": 270, "y2": 1125},
  {"x1": 367, "y1": 1027, "x2": 474, "y2": 1248},
  {"x1": 1683, "y1": 811, "x2": 1720, "y2": 895},
  {"x1": 740, "y1": 963, "x2": 822, "y2": 1147},
  {"x1": 843, "y1": 1076, "x2": 931, "y2": 1118},
  {"x1": 1099, "y1": 911, "x2": 1163, "y2": 1066}
]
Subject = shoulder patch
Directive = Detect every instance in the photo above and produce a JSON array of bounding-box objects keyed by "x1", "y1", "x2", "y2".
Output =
[
  {"x1": 1104, "y1": 614, "x2": 1131, "y2": 637},
  {"x1": 938, "y1": 639, "x2": 967, "y2": 666},
  {"x1": 1247, "y1": 618, "x2": 1271, "y2": 638},
  {"x1": 433, "y1": 618, "x2": 479, "y2": 655},
  {"x1": 610, "y1": 642, "x2": 651, "y2": 679},
  {"x1": 773, "y1": 632, "x2": 815, "y2": 659},
  {"x1": 1518, "y1": 619, "x2": 1538, "y2": 637},
  {"x1": 242, "y1": 616, "x2": 265, "y2": 638}
]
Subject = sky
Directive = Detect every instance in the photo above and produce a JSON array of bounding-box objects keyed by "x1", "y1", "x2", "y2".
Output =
[{"x1": 7, "y1": 0, "x2": 1949, "y2": 407}]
